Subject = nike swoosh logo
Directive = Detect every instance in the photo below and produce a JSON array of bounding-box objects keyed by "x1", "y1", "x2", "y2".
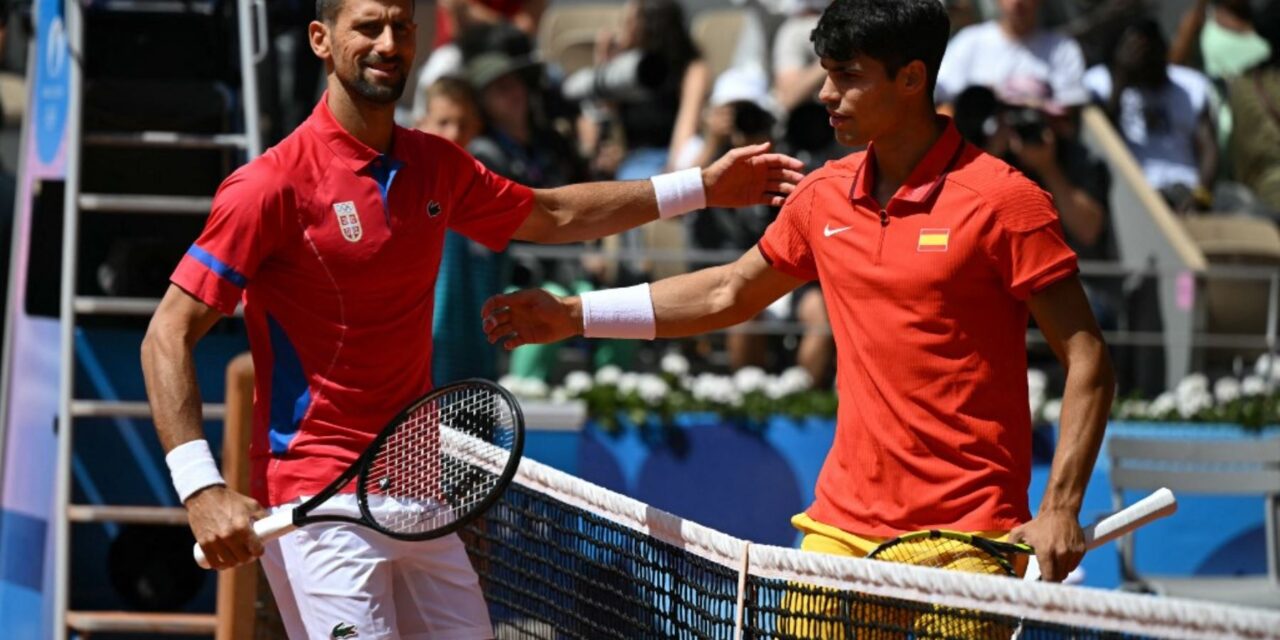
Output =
[{"x1": 823, "y1": 224, "x2": 853, "y2": 237}]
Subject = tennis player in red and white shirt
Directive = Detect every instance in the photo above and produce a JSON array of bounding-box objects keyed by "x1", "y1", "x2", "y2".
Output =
[
  {"x1": 484, "y1": 0, "x2": 1114, "y2": 585},
  {"x1": 141, "y1": 1, "x2": 803, "y2": 638}
]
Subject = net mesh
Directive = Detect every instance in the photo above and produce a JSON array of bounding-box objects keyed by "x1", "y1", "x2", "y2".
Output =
[
  {"x1": 363, "y1": 384, "x2": 517, "y2": 536},
  {"x1": 459, "y1": 454, "x2": 1280, "y2": 640}
]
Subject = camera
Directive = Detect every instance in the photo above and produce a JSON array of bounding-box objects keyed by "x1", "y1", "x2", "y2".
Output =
[
  {"x1": 561, "y1": 50, "x2": 668, "y2": 102},
  {"x1": 1005, "y1": 107, "x2": 1047, "y2": 144}
]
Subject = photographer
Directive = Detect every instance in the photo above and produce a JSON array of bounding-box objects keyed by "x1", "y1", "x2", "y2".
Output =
[
  {"x1": 954, "y1": 81, "x2": 1115, "y2": 326},
  {"x1": 582, "y1": 0, "x2": 710, "y2": 178}
]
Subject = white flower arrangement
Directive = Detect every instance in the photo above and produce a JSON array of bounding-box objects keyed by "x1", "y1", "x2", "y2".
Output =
[
  {"x1": 505, "y1": 355, "x2": 1280, "y2": 432},
  {"x1": 1032, "y1": 354, "x2": 1280, "y2": 429},
  {"x1": 500, "y1": 362, "x2": 834, "y2": 432}
]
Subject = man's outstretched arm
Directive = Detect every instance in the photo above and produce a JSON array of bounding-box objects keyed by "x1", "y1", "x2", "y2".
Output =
[
  {"x1": 511, "y1": 143, "x2": 805, "y2": 245},
  {"x1": 1009, "y1": 275, "x2": 1115, "y2": 582},
  {"x1": 482, "y1": 247, "x2": 806, "y2": 350}
]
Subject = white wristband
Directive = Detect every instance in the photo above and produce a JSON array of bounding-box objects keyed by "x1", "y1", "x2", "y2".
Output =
[
  {"x1": 581, "y1": 284, "x2": 656, "y2": 339},
  {"x1": 650, "y1": 168, "x2": 706, "y2": 219},
  {"x1": 166, "y1": 439, "x2": 226, "y2": 503}
]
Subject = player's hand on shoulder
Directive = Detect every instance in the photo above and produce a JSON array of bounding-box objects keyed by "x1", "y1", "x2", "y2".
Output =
[
  {"x1": 186, "y1": 486, "x2": 267, "y2": 570},
  {"x1": 482, "y1": 289, "x2": 580, "y2": 350},
  {"x1": 704, "y1": 142, "x2": 806, "y2": 209},
  {"x1": 1008, "y1": 509, "x2": 1086, "y2": 582}
]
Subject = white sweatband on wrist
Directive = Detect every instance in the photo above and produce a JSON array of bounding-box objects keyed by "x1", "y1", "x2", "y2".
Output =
[
  {"x1": 166, "y1": 439, "x2": 226, "y2": 503},
  {"x1": 650, "y1": 168, "x2": 706, "y2": 219},
  {"x1": 581, "y1": 283, "x2": 657, "y2": 339}
]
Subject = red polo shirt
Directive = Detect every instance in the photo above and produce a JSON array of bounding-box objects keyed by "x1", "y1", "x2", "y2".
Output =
[
  {"x1": 758, "y1": 118, "x2": 1078, "y2": 536},
  {"x1": 171, "y1": 96, "x2": 534, "y2": 506}
]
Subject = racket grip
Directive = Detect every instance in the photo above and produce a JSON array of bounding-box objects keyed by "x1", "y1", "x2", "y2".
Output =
[
  {"x1": 1084, "y1": 487, "x2": 1177, "y2": 549},
  {"x1": 1023, "y1": 487, "x2": 1178, "y2": 582},
  {"x1": 193, "y1": 509, "x2": 298, "y2": 570}
]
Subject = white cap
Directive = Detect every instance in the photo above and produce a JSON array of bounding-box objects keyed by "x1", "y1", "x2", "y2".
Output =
[{"x1": 709, "y1": 65, "x2": 778, "y2": 114}]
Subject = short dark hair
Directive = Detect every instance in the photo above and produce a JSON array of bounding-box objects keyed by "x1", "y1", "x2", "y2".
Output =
[
  {"x1": 811, "y1": 0, "x2": 950, "y2": 95},
  {"x1": 316, "y1": 0, "x2": 343, "y2": 22}
]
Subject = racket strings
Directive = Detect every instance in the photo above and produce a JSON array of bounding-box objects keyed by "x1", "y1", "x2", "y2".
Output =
[
  {"x1": 363, "y1": 388, "x2": 517, "y2": 535},
  {"x1": 870, "y1": 536, "x2": 1015, "y2": 576}
]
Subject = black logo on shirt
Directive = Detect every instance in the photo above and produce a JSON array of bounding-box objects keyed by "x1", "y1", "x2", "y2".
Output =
[{"x1": 427, "y1": 200, "x2": 442, "y2": 218}]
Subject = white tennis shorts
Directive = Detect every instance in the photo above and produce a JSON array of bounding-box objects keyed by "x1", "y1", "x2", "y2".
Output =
[{"x1": 260, "y1": 496, "x2": 494, "y2": 640}]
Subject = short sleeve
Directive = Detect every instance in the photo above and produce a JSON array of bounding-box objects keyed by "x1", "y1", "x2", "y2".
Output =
[
  {"x1": 170, "y1": 167, "x2": 288, "y2": 315},
  {"x1": 446, "y1": 144, "x2": 535, "y2": 252},
  {"x1": 757, "y1": 184, "x2": 818, "y2": 281},
  {"x1": 988, "y1": 183, "x2": 1079, "y2": 300},
  {"x1": 1082, "y1": 64, "x2": 1111, "y2": 102},
  {"x1": 1049, "y1": 36, "x2": 1088, "y2": 107}
]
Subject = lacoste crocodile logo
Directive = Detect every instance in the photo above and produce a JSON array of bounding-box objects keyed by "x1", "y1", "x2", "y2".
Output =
[{"x1": 331, "y1": 622, "x2": 359, "y2": 638}]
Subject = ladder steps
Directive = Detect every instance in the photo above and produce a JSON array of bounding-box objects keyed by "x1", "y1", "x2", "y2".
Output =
[
  {"x1": 73, "y1": 296, "x2": 244, "y2": 318},
  {"x1": 73, "y1": 296, "x2": 161, "y2": 316},
  {"x1": 85, "y1": 131, "x2": 248, "y2": 150},
  {"x1": 67, "y1": 505, "x2": 188, "y2": 525},
  {"x1": 79, "y1": 193, "x2": 212, "y2": 215},
  {"x1": 71, "y1": 400, "x2": 227, "y2": 420},
  {"x1": 66, "y1": 611, "x2": 217, "y2": 634}
]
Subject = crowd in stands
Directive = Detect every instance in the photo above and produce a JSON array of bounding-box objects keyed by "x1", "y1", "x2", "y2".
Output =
[{"x1": 287, "y1": 0, "x2": 1280, "y2": 388}]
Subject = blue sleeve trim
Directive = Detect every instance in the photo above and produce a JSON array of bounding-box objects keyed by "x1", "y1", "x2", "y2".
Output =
[{"x1": 186, "y1": 244, "x2": 248, "y2": 289}]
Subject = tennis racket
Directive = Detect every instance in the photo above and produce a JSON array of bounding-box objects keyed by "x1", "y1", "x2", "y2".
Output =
[
  {"x1": 868, "y1": 487, "x2": 1178, "y2": 578},
  {"x1": 194, "y1": 378, "x2": 524, "y2": 569}
]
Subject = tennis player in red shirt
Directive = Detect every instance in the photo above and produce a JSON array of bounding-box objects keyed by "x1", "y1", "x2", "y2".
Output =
[
  {"x1": 484, "y1": 0, "x2": 1114, "y2": 585},
  {"x1": 141, "y1": 0, "x2": 803, "y2": 637}
]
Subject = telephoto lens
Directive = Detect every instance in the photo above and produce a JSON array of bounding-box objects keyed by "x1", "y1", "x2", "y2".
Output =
[{"x1": 561, "y1": 50, "x2": 668, "y2": 102}]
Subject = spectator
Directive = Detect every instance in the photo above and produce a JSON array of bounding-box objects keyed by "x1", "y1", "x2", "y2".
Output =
[
  {"x1": 1227, "y1": 4, "x2": 1280, "y2": 215},
  {"x1": 426, "y1": 0, "x2": 547, "y2": 81},
  {"x1": 935, "y1": 0, "x2": 1088, "y2": 114},
  {"x1": 1061, "y1": 0, "x2": 1149, "y2": 68},
  {"x1": 465, "y1": 44, "x2": 582, "y2": 191},
  {"x1": 415, "y1": 78, "x2": 501, "y2": 385},
  {"x1": 594, "y1": 0, "x2": 710, "y2": 177},
  {"x1": 465, "y1": 43, "x2": 588, "y2": 380},
  {"x1": 953, "y1": 81, "x2": 1117, "y2": 327},
  {"x1": 1085, "y1": 19, "x2": 1219, "y2": 213},
  {"x1": 771, "y1": 0, "x2": 829, "y2": 114},
  {"x1": 1170, "y1": 0, "x2": 1271, "y2": 81}
]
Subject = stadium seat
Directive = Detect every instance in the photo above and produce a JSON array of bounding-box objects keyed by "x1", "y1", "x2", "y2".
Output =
[
  {"x1": 1108, "y1": 435, "x2": 1280, "y2": 609},
  {"x1": 691, "y1": 9, "x2": 748, "y2": 79},
  {"x1": 1181, "y1": 215, "x2": 1280, "y2": 355},
  {"x1": 537, "y1": 4, "x2": 623, "y2": 75}
]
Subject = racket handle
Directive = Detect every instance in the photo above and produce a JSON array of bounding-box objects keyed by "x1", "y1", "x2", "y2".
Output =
[
  {"x1": 1023, "y1": 487, "x2": 1178, "y2": 582},
  {"x1": 193, "y1": 509, "x2": 298, "y2": 570},
  {"x1": 1083, "y1": 487, "x2": 1177, "y2": 549}
]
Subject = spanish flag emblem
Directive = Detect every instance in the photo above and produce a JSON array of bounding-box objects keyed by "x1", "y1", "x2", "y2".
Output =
[{"x1": 917, "y1": 228, "x2": 950, "y2": 252}]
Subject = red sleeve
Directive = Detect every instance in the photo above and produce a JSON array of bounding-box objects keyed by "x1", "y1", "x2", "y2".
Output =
[
  {"x1": 445, "y1": 144, "x2": 535, "y2": 252},
  {"x1": 988, "y1": 182, "x2": 1079, "y2": 300},
  {"x1": 757, "y1": 184, "x2": 819, "y2": 281},
  {"x1": 170, "y1": 166, "x2": 288, "y2": 315}
]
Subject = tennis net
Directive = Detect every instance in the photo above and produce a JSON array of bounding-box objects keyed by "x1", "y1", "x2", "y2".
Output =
[{"x1": 461, "y1": 455, "x2": 1280, "y2": 640}]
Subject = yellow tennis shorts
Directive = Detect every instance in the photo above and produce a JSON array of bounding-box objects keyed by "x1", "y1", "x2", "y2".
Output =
[{"x1": 778, "y1": 513, "x2": 1024, "y2": 639}]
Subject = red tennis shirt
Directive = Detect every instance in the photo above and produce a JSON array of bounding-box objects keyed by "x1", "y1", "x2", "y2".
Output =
[
  {"x1": 758, "y1": 118, "x2": 1078, "y2": 536},
  {"x1": 171, "y1": 96, "x2": 534, "y2": 507}
]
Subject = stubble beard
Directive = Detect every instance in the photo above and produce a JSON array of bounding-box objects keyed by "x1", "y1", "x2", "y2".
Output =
[{"x1": 341, "y1": 63, "x2": 407, "y2": 104}]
